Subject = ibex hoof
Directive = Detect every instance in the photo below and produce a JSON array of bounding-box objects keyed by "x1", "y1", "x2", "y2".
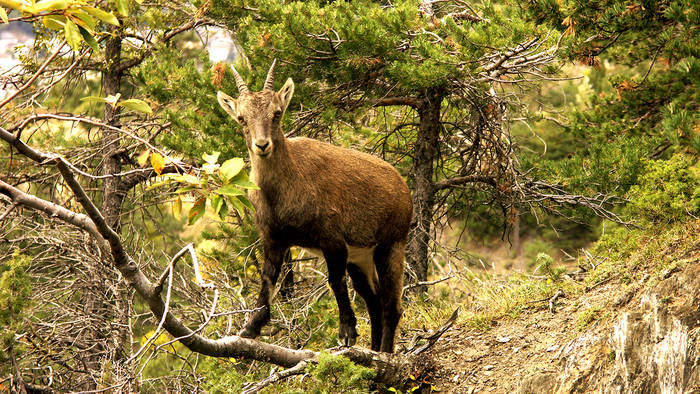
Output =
[
  {"x1": 338, "y1": 325, "x2": 357, "y2": 347},
  {"x1": 238, "y1": 326, "x2": 259, "y2": 339},
  {"x1": 338, "y1": 336, "x2": 357, "y2": 347}
]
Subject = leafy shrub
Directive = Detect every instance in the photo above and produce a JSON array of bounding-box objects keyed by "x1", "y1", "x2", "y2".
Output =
[
  {"x1": 305, "y1": 352, "x2": 376, "y2": 394},
  {"x1": 626, "y1": 153, "x2": 700, "y2": 224},
  {"x1": 523, "y1": 239, "x2": 557, "y2": 270},
  {"x1": 535, "y1": 253, "x2": 566, "y2": 282}
]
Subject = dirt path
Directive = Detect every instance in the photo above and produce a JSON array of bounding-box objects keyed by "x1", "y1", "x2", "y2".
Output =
[{"x1": 429, "y1": 282, "x2": 619, "y2": 393}]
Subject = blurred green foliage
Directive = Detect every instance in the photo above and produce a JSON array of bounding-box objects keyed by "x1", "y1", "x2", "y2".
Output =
[{"x1": 0, "y1": 252, "x2": 32, "y2": 366}]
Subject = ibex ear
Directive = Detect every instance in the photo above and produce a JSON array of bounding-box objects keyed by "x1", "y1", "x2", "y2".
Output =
[
  {"x1": 216, "y1": 91, "x2": 240, "y2": 123},
  {"x1": 276, "y1": 78, "x2": 294, "y2": 112}
]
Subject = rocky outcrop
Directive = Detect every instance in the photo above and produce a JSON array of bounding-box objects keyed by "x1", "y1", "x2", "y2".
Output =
[{"x1": 520, "y1": 260, "x2": 700, "y2": 393}]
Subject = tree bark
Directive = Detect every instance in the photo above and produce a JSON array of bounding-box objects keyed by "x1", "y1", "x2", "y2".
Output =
[
  {"x1": 102, "y1": 34, "x2": 126, "y2": 231},
  {"x1": 405, "y1": 88, "x2": 443, "y2": 294}
]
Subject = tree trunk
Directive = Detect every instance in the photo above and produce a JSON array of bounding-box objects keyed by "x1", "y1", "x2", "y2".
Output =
[
  {"x1": 80, "y1": 32, "x2": 135, "y2": 391},
  {"x1": 102, "y1": 34, "x2": 126, "y2": 231},
  {"x1": 405, "y1": 88, "x2": 443, "y2": 294}
]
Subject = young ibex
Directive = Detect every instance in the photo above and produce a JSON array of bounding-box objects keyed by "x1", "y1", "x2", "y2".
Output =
[{"x1": 216, "y1": 61, "x2": 412, "y2": 353}]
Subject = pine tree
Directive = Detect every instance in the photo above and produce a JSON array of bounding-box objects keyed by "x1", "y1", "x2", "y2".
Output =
[
  {"x1": 524, "y1": 0, "x2": 700, "y2": 194},
  {"x1": 212, "y1": 0, "x2": 573, "y2": 289}
]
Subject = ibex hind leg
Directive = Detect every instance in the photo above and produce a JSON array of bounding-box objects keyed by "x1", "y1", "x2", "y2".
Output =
[
  {"x1": 347, "y1": 263, "x2": 383, "y2": 351},
  {"x1": 324, "y1": 248, "x2": 358, "y2": 347},
  {"x1": 374, "y1": 241, "x2": 405, "y2": 353}
]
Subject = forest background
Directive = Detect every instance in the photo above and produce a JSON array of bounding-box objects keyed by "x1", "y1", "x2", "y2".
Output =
[{"x1": 1, "y1": 0, "x2": 699, "y2": 392}]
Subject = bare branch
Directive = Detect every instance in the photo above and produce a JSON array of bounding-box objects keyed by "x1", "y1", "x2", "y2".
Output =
[
  {"x1": 373, "y1": 97, "x2": 423, "y2": 108},
  {"x1": 0, "y1": 179, "x2": 105, "y2": 247},
  {"x1": 434, "y1": 175, "x2": 497, "y2": 190},
  {"x1": 0, "y1": 40, "x2": 66, "y2": 110},
  {"x1": 402, "y1": 274, "x2": 455, "y2": 292}
]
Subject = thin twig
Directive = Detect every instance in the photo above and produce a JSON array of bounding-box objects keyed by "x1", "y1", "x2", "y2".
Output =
[
  {"x1": 406, "y1": 307, "x2": 459, "y2": 355},
  {"x1": 403, "y1": 275, "x2": 455, "y2": 292},
  {"x1": 548, "y1": 289, "x2": 566, "y2": 313},
  {"x1": 0, "y1": 201, "x2": 19, "y2": 222},
  {"x1": 241, "y1": 359, "x2": 312, "y2": 394},
  {"x1": 0, "y1": 40, "x2": 66, "y2": 110}
]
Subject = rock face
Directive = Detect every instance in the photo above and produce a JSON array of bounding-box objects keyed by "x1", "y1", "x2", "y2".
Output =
[{"x1": 520, "y1": 261, "x2": 700, "y2": 393}]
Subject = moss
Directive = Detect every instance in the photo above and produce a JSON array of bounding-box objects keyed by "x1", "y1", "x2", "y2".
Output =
[{"x1": 576, "y1": 307, "x2": 601, "y2": 331}]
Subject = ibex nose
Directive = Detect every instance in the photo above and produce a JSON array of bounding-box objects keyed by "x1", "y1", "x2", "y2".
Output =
[{"x1": 254, "y1": 139, "x2": 272, "y2": 156}]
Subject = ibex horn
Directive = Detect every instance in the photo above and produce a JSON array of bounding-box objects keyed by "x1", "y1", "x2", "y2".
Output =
[
  {"x1": 230, "y1": 64, "x2": 249, "y2": 94},
  {"x1": 263, "y1": 58, "x2": 277, "y2": 91}
]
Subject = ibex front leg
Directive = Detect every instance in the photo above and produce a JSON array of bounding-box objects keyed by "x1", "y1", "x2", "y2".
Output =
[{"x1": 239, "y1": 242, "x2": 287, "y2": 338}]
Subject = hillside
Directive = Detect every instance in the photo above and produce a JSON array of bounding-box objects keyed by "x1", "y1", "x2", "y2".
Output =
[{"x1": 428, "y1": 220, "x2": 700, "y2": 393}]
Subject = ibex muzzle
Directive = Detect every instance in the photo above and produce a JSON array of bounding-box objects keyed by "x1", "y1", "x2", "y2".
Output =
[{"x1": 216, "y1": 60, "x2": 412, "y2": 353}]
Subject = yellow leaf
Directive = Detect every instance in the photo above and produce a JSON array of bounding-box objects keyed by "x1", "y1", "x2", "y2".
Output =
[
  {"x1": 23, "y1": 0, "x2": 68, "y2": 14},
  {"x1": 172, "y1": 196, "x2": 182, "y2": 219},
  {"x1": 82, "y1": 6, "x2": 119, "y2": 26},
  {"x1": 42, "y1": 14, "x2": 66, "y2": 30},
  {"x1": 150, "y1": 152, "x2": 165, "y2": 175},
  {"x1": 0, "y1": 1, "x2": 26, "y2": 11},
  {"x1": 137, "y1": 149, "x2": 150, "y2": 167},
  {"x1": 0, "y1": 7, "x2": 8, "y2": 24}
]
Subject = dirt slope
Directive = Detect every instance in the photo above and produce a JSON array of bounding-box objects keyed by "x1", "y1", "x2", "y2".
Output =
[{"x1": 429, "y1": 227, "x2": 700, "y2": 393}]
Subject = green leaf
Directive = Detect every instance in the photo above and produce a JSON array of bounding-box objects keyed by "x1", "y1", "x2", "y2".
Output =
[
  {"x1": 119, "y1": 98, "x2": 152, "y2": 114},
  {"x1": 230, "y1": 171, "x2": 259, "y2": 190},
  {"x1": 210, "y1": 194, "x2": 223, "y2": 214},
  {"x1": 181, "y1": 174, "x2": 200, "y2": 185},
  {"x1": 217, "y1": 184, "x2": 245, "y2": 196},
  {"x1": 237, "y1": 195, "x2": 255, "y2": 212},
  {"x1": 202, "y1": 151, "x2": 221, "y2": 165},
  {"x1": 42, "y1": 15, "x2": 66, "y2": 30},
  {"x1": 115, "y1": 0, "x2": 129, "y2": 17},
  {"x1": 63, "y1": 18, "x2": 82, "y2": 51},
  {"x1": 220, "y1": 157, "x2": 245, "y2": 182},
  {"x1": 77, "y1": 25, "x2": 98, "y2": 51},
  {"x1": 71, "y1": 10, "x2": 96, "y2": 32},
  {"x1": 83, "y1": 6, "x2": 119, "y2": 26},
  {"x1": 188, "y1": 198, "x2": 206, "y2": 225},
  {"x1": 1, "y1": 7, "x2": 9, "y2": 24},
  {"x1": 217, "y1": 199, "x2": 229, "y2": 220},
  {"x1": 228, "y1": 195, "x2": 246, "y2": 216},
  {"x1": 145, "y1": 179, "x2": 171, "y2": 190}
]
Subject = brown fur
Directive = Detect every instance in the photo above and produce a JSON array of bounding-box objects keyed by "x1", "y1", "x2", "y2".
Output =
[{"x1": 217, "y1": 66, "x2": 411, "y2": 352}]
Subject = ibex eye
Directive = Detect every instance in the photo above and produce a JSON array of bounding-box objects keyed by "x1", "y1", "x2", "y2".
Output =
[
  {"x1": 237, "y1": 116, "x2": 245, "y2": 124},
  {"x1": 273, "y1": 111, "x2": 282, "y2": 120}
]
